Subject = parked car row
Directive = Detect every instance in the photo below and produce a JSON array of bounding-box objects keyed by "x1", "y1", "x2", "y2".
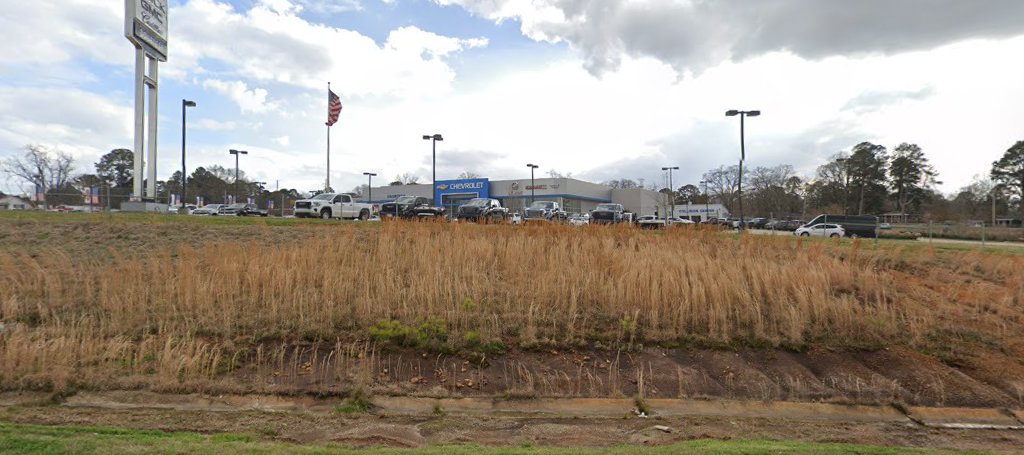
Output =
[{"x1": 189, "y1": 203, "x2": 268, "y2": 217}]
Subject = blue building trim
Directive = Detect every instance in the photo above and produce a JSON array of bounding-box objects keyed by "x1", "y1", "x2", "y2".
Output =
[
  {"x1": 434, "y1": 178, "x2": 490, "y2": 203},
  {"x1": 493, "y1": 194, "x2": 612, "y2": 203}
]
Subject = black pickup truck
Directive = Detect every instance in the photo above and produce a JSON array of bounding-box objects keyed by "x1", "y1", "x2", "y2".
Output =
[
  {"x1": 457, "y1": 198, "x2": 510, "y2": 222},
  {"x1": 590, "y1": 203, "x2": 627, "y2": 224},
  {"x1": 380, "y1": 196, "x2": 433, "y2": 219}
]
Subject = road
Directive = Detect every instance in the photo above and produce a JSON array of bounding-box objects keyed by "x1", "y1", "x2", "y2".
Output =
[{"x1": 743, "y1": 228, "x2": 1024, "y2": 249}]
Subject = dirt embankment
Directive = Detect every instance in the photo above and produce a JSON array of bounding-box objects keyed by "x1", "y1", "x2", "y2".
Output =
[{"x1": 107, "y1": 344, "x2": 1021, "y2": 409}]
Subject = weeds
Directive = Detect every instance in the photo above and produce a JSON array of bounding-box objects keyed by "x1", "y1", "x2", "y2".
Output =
[{"x1": 0, "y1": 220, "x2": 1022, "y2": 393}]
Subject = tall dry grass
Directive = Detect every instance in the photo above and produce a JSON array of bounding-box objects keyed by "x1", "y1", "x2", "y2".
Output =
[{"x1": 1, "y1": 221, "x2": 1022, "y2": 392}]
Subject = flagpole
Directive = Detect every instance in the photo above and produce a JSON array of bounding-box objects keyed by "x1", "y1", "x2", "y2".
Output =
[{"x1": 326, "y1": 81, "x2": 331, "y2": 192}]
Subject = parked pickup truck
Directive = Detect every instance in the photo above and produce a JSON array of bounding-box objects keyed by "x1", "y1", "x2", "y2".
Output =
[
  {"x1": 380, "y1": 196, "x2": 433, "y2": 219},
  {"x1": 523, "y1": 201, "x2": 567, "y2": 222},
  {"x1": 457, "y1": 198, "x2": 509, "y2": 222},
  {"x1": 589, "y1": 203, "x2": 627, "y2": 224},
  {"x1": 293, "y1": 193, "x2": 373, "y2": 220}
]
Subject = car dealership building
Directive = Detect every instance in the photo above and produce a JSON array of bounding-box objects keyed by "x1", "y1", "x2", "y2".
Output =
[{"x1": 361, "y1": 177, "x2": 730, "y2": 221}]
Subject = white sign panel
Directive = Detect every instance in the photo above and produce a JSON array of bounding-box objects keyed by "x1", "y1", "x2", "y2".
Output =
[{"x1": 125, "y1": 0, "x2": 168, "y2": 61}]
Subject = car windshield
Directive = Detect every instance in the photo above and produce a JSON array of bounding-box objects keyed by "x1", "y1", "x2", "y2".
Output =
[
  {"x1": 595, "y1": 204, "x2": 620, "y2": 211},
  {"x1": 313, "y1": 193, "x2": 333, "y2": 200},
  {"x1": 395, "y1": 196, "x2": 416, "y2": 204},
  {"x1": 229, "y1": 204, "x2": 246, "y2": 208},
  {"x1": 466, "y1": 198, "x2": 490, "y2": 207},
  {"x1": 529, "y1": 202, "x2": 554, "y2": 209}
]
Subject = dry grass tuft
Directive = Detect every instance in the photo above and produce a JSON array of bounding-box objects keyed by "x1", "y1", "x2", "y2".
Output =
[{"x1": 1, "y1": 221, "x2": 1022, "y2": 393}]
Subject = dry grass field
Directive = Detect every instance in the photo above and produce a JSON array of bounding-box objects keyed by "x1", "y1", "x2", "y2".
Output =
[{"x1": 0, "y1": 213, "x2": 1022, "y2": 406}]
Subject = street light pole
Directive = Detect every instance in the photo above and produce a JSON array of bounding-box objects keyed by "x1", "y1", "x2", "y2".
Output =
[
  {"x1": 662, "y1": 166, "x2": 678, "y2": 220},
  {"x1": 181, "y1": 99, "x2": 196, "y2": 210},
  {"x1": 725, "y1": 109, "x2": 760, "y2": 230},
  {"x1": 700, "y1": 180, "x2": 709, "y2": 222},
  {"x1": 363, "y1": 172, "x2": 377, "y2": 207},
  {"x1": 527, "y1": 164, "x2": 539, "y2": 204},
  {"x1": 228, "y1": 149, "x2": 248, "y2": 203},
  {"x1": 422, "y1": 134, "x2": 443, "y2": 205}
]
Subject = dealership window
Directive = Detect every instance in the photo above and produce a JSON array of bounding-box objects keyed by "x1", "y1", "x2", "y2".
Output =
[{"x1": 562, "y1": 198, "x2": 582, "y2": 216}]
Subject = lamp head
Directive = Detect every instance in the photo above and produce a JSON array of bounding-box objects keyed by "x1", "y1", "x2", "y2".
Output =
[
  {"x1": 747, "y1": 110, "x2": 761, "y2": 117},
  {"x1": 184, "y1": 100, "x2": 197, "y2": 107},
  {"x1": 725, "y1": 110, "x2": 739, "y2": 116},
  {"x1": 422, "y1": 135, "x2": 431, "y2": 140}
]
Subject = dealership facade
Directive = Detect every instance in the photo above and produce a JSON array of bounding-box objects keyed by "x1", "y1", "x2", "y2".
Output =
[{"x1": 361, "y1": 177, "x2": 730, "y2": 220}]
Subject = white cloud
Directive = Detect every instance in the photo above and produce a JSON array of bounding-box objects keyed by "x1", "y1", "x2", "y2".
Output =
[
  {"x1": 167, "y1": 0, "x2": 488, "y2": 98},
  {"x1": 0, "y1": 0, "x2": 1021, "y2": 200},
  {"x1": 0, "y1": 0, "x2": 124, "y2": 66},
  {"x1": 201, "y1": 79, "x2": 277, "y2": 113},
  {"x1": 191, "y1": 119, "x2": 238, "y2": 131},
  {"x1": 436, "y1": 0, "x2": 1024, "y2": 75}
]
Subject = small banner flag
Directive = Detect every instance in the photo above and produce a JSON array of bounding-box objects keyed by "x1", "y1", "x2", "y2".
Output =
[
  {"x1": 326, "y1": 89, "x2": 342, "y2": 126},
  {"x1": 33, "y1": 184, "x2": 45, "y2": 202},
  {"x1": 267, "y1": 199, "x2": 274, "y2": 210},
  {"x1": 90, "y1": 187, "x2": 100, "y2": 204},
  {"x1": 196, "y1": 196, "x2": 204, "y2": 206}
]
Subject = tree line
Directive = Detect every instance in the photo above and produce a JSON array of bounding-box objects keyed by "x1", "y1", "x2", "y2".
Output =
[
  {"x1": 1, "y1": 145, "x2": 303, "y2": 209},
  {"x1": 610, "y1": 140, "x2": 1024, "y2": 223},
  {"x1": 4, "y1": 139, "x2": 1023, "y2": 221}
]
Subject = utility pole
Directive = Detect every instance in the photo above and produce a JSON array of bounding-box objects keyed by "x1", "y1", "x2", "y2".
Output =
[
  {"x1": 228, "y1": 149, "x2": 248, "y2": 203},
  {"x1": 662, "y1": 166, "x2": 678, "y2": 220},
  {"x1": 422, "y1": 134, "x2": 444, "y2": 205},
  {"x1": 181, "y1": 99, "x2": 196, "y2": 211},
  {"x1": 527, "y1": 164, "x2": 539, "y2": 205},
  {"x1": 726, "y1": 109, "x2": 760, "y2": 230}
]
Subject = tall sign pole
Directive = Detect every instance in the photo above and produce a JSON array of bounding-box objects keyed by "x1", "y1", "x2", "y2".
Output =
[{"x1": 125, "y1": 0, "x2": 168, "y2": 202}]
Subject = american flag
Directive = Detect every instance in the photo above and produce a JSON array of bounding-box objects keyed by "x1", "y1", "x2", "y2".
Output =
[{"x1": 326, "y1": 89, "x2": 342, "y2": 126}]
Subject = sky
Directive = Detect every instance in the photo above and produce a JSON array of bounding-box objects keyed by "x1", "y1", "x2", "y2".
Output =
[{"x1": 1, "y1": 0, "x2": 1023, "y2": 195}]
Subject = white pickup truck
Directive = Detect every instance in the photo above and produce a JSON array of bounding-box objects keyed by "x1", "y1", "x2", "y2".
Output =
[{"x1": 294, "y1": 193, "x2": 373, "y2": 220}]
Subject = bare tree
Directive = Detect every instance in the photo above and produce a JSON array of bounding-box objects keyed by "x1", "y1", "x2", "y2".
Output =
[
  {"x1": 1, "y1": 145, "x2": 75, "y2": 199},
  {"x1": 394, "y1": 172, "x2": 421, "y2": 185},
  {"x1": 602, "y1": 179, "x2": 639, "y2": 189},
  {"x1": 701, "y1": 164, "x2": 744, "y2": 210},
  {"x1": 458, "y1": 171, "x2": 481, "y2": 179},
  {"x1": 207, "y1": 164, "x2": 247, "y2": 183},
  {"x1": 547, "y1": 169, "x2": 572, "y2": 179}
]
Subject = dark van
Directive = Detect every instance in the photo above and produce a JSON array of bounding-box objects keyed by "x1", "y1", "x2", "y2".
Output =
[{"x1": 804, "y1": 214, "x2": 878, "y2": 238}]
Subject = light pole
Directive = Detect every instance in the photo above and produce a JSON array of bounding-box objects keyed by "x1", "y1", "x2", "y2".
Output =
[
  {"x1": 836, "y1": 157, "x2": 851, "y2": 215},
  {"x1": 228, "y1": 149, "x2": 248, "y2": 203},
  {"x1": 725, "y1": 109, "x2": 760, "y2": 230},
  {"x1": 363, "y1": 172, "x2": 377, "y2": 206},
  {"x1": 527, "y1": 164, "x2": 539, "y2": 204},
  {"x1": 181, "y1": 99, "x2": 196, "y2": 210},
  {"x1": 254, "y1": 181, "x2": 266, "y2": 204},
  {"x1": 422, "y1": 134, "x2": 443, "y2": 205},
  {"x1": 662, "y1": 166, "x2": 678, "y2": 220},
  {"x1": 700, "y1": 180, "x2": 709, "y2": 222}
]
